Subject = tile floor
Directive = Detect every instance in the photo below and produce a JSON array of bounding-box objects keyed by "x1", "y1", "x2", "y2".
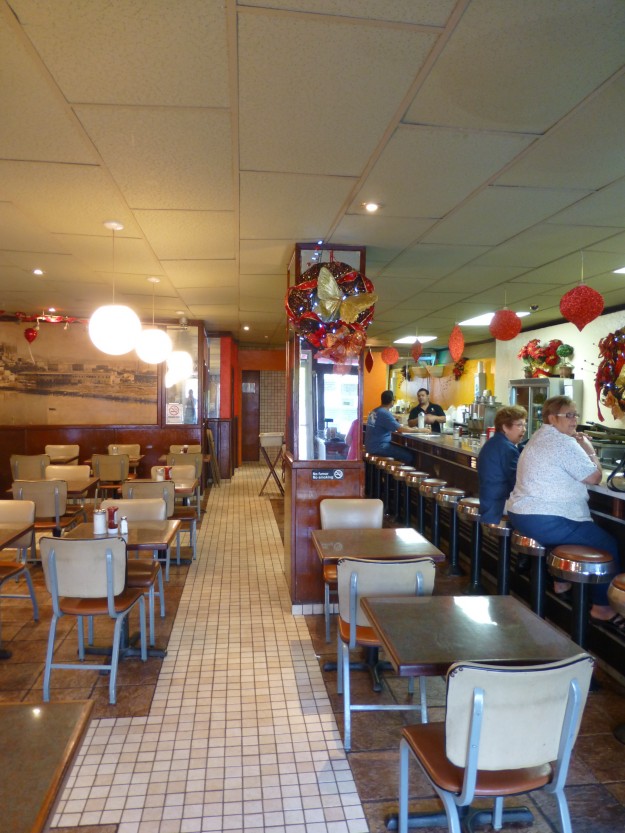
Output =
[{"x1": 51, "y1": 463, "x2": 366, "y2": 833}]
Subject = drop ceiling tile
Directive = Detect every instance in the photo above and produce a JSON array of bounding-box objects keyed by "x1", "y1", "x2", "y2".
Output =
[
  {"x1": 548, "y1": 178, "x2": 625, "y2": 229},
  {"x1": 10, "y1": 0, "x2": 229, "y2": 107},
  {"x1": 164, "y1": 260, "x2": 238, "y2": 289},
  {"x1": 372, "y1": 276, "x2": 433, "y2": 300},
  {"x1": 404, "y1": 0, "x2": 625, "y2": 132},
  {"x1": 177, "y1": 287, "x2": 239, "y2": 307},
  {"x1": 358, "y1": 124, "x2": 534, "y2": 219},
  {"x1": 238, "y1": 12, "x2": 437, "y2": 175},
  {"x1": 239, "y1": 274, "x2": 287, "y2": 296},
  {"x1": 382, "y1": 243, "x2": 489, "y2": 279},
  {"x1": 333, "y1": 215, "x2": 435, "y2": 249},
  {"x1": 133, "y1": 210, "x2": 235, "y2": 260},
  {"x1": 240, "y1": 0, "x2": 453, "y2": 25}
]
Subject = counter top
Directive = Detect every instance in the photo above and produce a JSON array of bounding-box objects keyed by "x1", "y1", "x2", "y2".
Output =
[{"x1": 396, "y1": 431, "x2": 481, "y2": 458}]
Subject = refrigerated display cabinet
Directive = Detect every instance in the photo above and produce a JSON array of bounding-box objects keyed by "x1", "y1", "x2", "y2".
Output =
[{"x1": 509, "y1": 378, "x2": 583, "y2": 438}]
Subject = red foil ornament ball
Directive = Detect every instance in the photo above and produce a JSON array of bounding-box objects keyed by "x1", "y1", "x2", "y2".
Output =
[
  {"x1": 410, "y1": 341, "x2": 423, "y2": 362},
  {"x1": 489, "y1": 309, "x2": 522, "y2": 341},
  {"x1": 381, "y1": 346, "x2": 400, "y2": 365},
  {"x1": 448, "y1": 325, "x2": 464, "y2": 362},
  {"x1": 560, "y1": 284, "x2": 604, "y2": 331}
]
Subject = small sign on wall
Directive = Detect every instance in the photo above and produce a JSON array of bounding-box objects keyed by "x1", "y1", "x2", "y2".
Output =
[
  {"x1": 242, "y1": 382, "x2": 256, "y2": 393},
  {"x1": 166, "y1": 402, "x2": 184, "y2": 423},
  {"x1": 312, "y1": 469, "x2": 344, "y2": 481}
]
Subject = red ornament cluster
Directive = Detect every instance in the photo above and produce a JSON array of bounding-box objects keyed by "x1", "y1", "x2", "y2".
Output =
[
  {"x1": 560, "y1": 284, "x2": 604, "y2": 331},
  {"x1": 517, "y1": 338, "x2": 562, "y2": 377},
  {"x1": 452, "y1": 357, "x2": 467, "y2": 380}
]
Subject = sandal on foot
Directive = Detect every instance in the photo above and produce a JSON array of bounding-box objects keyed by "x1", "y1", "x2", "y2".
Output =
[{"x1": 590, "y1": 613, "x2": 625, "y2": 636}]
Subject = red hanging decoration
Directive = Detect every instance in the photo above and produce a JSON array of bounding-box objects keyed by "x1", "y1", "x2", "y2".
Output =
[
  {"x1": 489, "y1": 309, "x2": 522, "y2": 341},
  {"x1": 560, "y1": 284, "x2": 604, "y2": 331},
  {"x1": 23, "y1": 327, "x2": 38, "y2": 344},
  {"x1": 365, "y1": 348, "x2": 374, "y2": 373},
  {"x1": 381, "y1": 346, "x2": 399, "y2": 365},
  {"x1": 448, "y1": 325, "x2": 464, "y2": 362},
  {"x1": 410, "y1": 341, "x2": 423, "y2": 362}
]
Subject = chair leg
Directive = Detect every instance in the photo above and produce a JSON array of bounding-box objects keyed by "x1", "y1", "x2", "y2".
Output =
[
  {"x1": 147, "y1": 586, "x2": 155, "y2": 647},
  {"x1": 342, "y1": 641, "x2": 352, "y2": 751},
  {"x1": 139, "y1": 596, "x2": 147, "y2": 661},
  {"x1": 324, "y1": 582, "x2": 331, "y2": 642},
  {"x1": 22, "y1": 567, "x2": 39, "y2": 621},
  {"x1": 191, "y1": 519, "x2": 197, "y2": 560},
  {"x1": 493, "y1": 796, "x2": 504, "y2": 829},
  {"x1": 157, "y1": 565, "x2": 165, "y2": 618},
  {"x1": 554, "y1": 787, "x2": 573, "y2": 833},
  {"x1": 43, "y1": 613, "x2": 58, "y2": 701},
  {"x1": 336, "y1": 633, "x2": 344, "y2": 695},
  {"x1": 110, "y1": 617, "x2": 124, "y2": 705},
  {"x1": 77, "y1": 615, "x2": 85, "y2": 660},
  {"x1": 399, "y1": 738, "x2": 410, "y2": 833},
  {"x1": 176, "y1": 531, "x2": 181, "y2": 566}
]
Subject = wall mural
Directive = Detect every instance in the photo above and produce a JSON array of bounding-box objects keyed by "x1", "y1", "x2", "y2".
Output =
[{"x1": 0, "y1": 321, "x2": 157, "y2": 425}]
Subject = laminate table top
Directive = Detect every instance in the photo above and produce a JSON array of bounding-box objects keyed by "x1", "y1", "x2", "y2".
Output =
[
  {"x1": 0, "y1": 523, "x2": 34, "y2": 550},
  {"x1": 360, "y1": 594, "x2": 582, "y2": 678},
  {"x1": 311, "y1": 527, "x2": 445, "y2": 564},
  {"x1": 65, "y1": 519, "x2": 180, "y2": 551}
]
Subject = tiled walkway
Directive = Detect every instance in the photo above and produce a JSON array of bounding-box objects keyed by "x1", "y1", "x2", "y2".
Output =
[{"x1": 53, "y1": 464, "x2": 367, "y2": 833}]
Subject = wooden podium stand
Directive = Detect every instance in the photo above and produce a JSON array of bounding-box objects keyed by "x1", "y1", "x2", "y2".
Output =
[{"x1": 283, "y1": 243, "x2": 366, "y2": 605}]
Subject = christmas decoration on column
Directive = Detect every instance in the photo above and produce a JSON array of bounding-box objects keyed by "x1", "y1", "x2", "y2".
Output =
[{"x1": 595, "y1": 328, "x2": 625, "y2": 421}]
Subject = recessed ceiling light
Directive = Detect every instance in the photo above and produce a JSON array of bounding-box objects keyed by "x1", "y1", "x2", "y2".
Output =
[
  {"x1": 363, "y1": 202, "x2": 381, "y2": 213},
  {"x1": 393, "y1": 335, "x2": 437, "y2": 345},
  {"x1": 48, "y1": 307, "x2": 56, "y2": 313},
  {"x1": 460, "y1": 311, "x2": 530, "y2": 326},
  {"x1": 317, "y1": 239, "x2": 323, "y2": 245},
  {"x1": 614, "y1": 267, "x2": 625, "y2": 274},
  {"x1": 243, "y1": 325, "x2": 250, "y2": 331},
  {"x1": 33, "y1": 268, "x2": 44, "y2": 276}
]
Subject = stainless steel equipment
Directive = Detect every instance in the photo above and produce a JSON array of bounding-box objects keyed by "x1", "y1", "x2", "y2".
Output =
[
  {"x1": 465, "y1": 397, "x2": 501, "y2": 436},
  {"x1": 509, "y1": 378, "x2": 583, "y2": 438}
]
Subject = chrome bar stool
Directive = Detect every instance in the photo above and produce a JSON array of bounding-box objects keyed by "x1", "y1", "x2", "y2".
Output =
[
  {"x1": 371, "y1": 456, "x2": 394, "y2": 501},
  {"x1": 482, "y1": 518, "x2": 512, "y2": 595},
  {"x1": 511, "y1": 531, "x2": 547, "y2": 616},
  {"x1": 389, "y1": 464, "x2": 415, "y2": 522},
  {"x1": 378, "y1": 458, "x2": 399, "y2": 515},
  {"x1": 607, "y1": 575, "x2": 625, "y2": 743},
  {"x1": 401, "y1": 471, "x2": 430, "y2": 529},
  {"x1": 418, "y1": 478, "x2": 447, "y2": 544},
  {"x1": 456, "y1": 497, "x2": 484, "y2": 594},
  {"x1": 364, "y1": 452, "x2": 376, "y2": 497},
  {"x1": 435, "y1": 487, "x2": 466, "y2": 575},
  {"x1": 548, "y1": 544, "x2": 615, "y2": 647}
]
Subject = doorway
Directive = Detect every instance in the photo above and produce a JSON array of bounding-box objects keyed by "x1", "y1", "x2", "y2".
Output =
[{"x1": 241, "y1": 370, "x2": 260, "y2": 461}]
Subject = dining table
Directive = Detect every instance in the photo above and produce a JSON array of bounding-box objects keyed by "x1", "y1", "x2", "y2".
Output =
[
  {"x1": 312, "y1": 527, "x2": 445, "y2": 687},
  {"x1": 46, "y1": 453, "x2": 79, "y2": 465},
  {"x1": 64, "y1": 519, "x2": 180, "y2": 659},
  {"x1": 0, "y1": 522, "x2": 35, "y2": 659},
  {"x1": 360, "y1": 594, "x2": 582, "y2": 830}
]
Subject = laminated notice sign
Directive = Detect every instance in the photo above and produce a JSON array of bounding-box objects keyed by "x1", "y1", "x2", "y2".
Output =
[
  {"x1": 312, "y1": 469, "x2": 344, "y2": 481},
  {"x1": 166, "y1": 402, "x2": 183, "y2": 424}
]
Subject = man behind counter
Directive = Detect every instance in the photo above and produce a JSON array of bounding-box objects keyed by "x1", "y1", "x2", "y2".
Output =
[
  {"x1": 365, "y1": 390, "x2": 431, "y2": 464},
  {"x1": 408, "y1": 388, "x2": 446, "y2": 433}
]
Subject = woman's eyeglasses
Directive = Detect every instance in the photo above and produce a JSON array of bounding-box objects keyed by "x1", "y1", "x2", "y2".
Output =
[{"x1": 556, "y1": 412, "x2": 580, "y2": 420}]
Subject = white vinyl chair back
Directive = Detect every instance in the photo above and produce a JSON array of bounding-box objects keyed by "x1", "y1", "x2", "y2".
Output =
[
  {"x1": 92, "y1": 453, "x2": 130, "y2": 482},
  {"x1": 10, "y1": 454, "x2": 50, "y2": 480},
  {"x1": 44, "y1": 444, "x2": 79, "y2": 464},
  {"x1": 41, "y1": 536, "x2": 127, "y2": 599},
  {"x1": 166, "y1": 452, "x2": 202, "y2": 479},
  {"x1": 320, "y1": 498, "x2": 383, "y2": 529},
  {"x1": 337, "y1": 557, "x2": 436, "y2": 632},
  {"x1": 100, "y1": 498, "x2": 167, "y2": 522},
  {"x1": 169, "y1": 464, "x2": 196, "y2": 484},
  {"x1": 13, "y1": 479, "x2": 68, "y2": 520},
  {"x1": 169, "y1": 444, "x2": 202, "y2": 454},
  {"x1": 45, "y1": 464, "x2": 91, "y2": 481},
  {"x1": 122, "y1": 481, "x2": 175, "y2": 516},
  {"x1": 108, "y1": 443, "x2": 141, "y2": 457},
  {"x1": 0, "y1": 499, "x2": 35, "y2": 550},
  {"x1": 445, "y1": 653, "x2": 594, "y2": 772}
]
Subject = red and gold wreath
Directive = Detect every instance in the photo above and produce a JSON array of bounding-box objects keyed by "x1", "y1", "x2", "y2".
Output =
[
  {"x1": 285, "y1": 261, "x2": 377, "y2": 363},
  {"x1": 595, "y1": 327, "x2": 625, "y2": 421}
]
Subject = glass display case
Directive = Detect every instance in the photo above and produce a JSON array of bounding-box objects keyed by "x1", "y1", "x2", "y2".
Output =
[{"x1": 509, "y1": 378, "x2": 583, "y2": 438}]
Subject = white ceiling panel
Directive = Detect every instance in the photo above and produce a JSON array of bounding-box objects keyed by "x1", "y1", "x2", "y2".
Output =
[
  {"x1": 239, "y1": 0, "x2": 454, "y2": 26},
  {"x1": 382, "y1": 244, "x2": 489, "y2": 279},
  {"x1": 164, "y1": 261, "x2": 238, "y2": 289},
  {"x1": 133, "y1": 210, "x2": 235, "y2": 260},
  {"x1": 548, "y1": 178, "x2": 625, "y2": 229},
  {"x1": 333, "y1": 215, "x2": 435, "y2": 250}
]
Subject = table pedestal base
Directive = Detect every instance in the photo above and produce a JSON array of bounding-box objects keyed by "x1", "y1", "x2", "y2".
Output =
[
  {"x1": 386, "y1": 804, "x2": 533, "y2": 830},
  {"x1": 323, "y1": 648, "x2": 391, "y2": 692},
  {"x1": 0, "y1": 648, "x2": 11, "y2": 660},
  {"x1": 86, "y1": 621, "x2": 167, "y2": 661}
]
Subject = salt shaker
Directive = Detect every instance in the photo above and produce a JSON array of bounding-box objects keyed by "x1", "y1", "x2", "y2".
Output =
[{"x1": 120, "y1": 516, "x2": 129, "y2": 542}]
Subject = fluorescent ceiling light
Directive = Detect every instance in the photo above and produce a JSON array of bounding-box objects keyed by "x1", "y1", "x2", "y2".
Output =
[
  {"x1": 460, "y1": 311, "x2": 530, "y2": 326},
  {"x1": 613, "y1": 267, "x2": 625, "y2": 274},
  {"x1": 393, "y1": 335, "x2": 436, "y2": 345},
  {"x1": 363, "y1": 202, "x2": 381, "y2": 213}
]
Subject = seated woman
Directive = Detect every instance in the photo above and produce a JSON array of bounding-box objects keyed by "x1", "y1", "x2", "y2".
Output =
[
  {"x1": 477, "y1": 405, "x2": 528, "y2": 525},
  {"x1": 507, "y1": 395, "x2": 623, "y2": 630}
]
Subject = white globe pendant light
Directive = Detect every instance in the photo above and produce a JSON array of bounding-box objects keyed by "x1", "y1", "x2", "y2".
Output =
[
  {"x1": 135, "y1": 277, "x2": 173, "y2": 363},
  {"x1": 88, "y1": 221, "x2": 141, "y2": 356}
]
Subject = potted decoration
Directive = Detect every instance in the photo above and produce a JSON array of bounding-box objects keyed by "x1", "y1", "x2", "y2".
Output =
[{"x1": 556, "y1": 343, "x2": 574, "y2": 377}]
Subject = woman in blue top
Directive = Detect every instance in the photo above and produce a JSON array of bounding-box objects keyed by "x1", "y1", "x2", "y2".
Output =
[{"x1": 477, "y1": 405, "x2": 527, "y2": 525}]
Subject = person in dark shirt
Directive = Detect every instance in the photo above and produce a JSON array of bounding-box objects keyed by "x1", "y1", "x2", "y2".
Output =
[
  {"x1": 407, "y1": 388, "x2": 446, "y2": 433},
  {"x1": 477, "y1": 405, "x2": 527, "y2": 524},
  {"x1": 365, "y1": 390, "x2": 430, "y2": 463}
]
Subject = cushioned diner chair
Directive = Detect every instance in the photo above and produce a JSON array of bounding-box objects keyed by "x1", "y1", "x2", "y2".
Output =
[
  {"x1": 166, "y1": 452, "x2": 203, "y2": 482},
  {"x1": 319, "y1": 498, "x2": 384, "y2": 643},
  {"x1": 123, "y1": 480, "x2": 197, "y2": 564},
  {"x1": 336, "y1": 556, "x2": 436, "y2": 752},
  {"x1": 45, "y1": 464, "x2": 92, "y2": 512},
  {"x1": 92, "y1": 453, "x2": 129, "y2": 504},
  {"x1": 100, "y1": 498, "x2": 166, "y2": 640},
  {"x1": 10, "y1": 453, "x2": 50, "y2": 481},
  {"x1": 168, "y1": 464, "x2": 201, "y2": 521},
  {"x1": 398, "y1": 652, "x2": 594, "y2": 833},
  {"x1": 108, "y1": 443, "x2": 141, "y2": 457},
  {"x1": 39, "y1": 536, "x2": 147, "y2": 705},
  {"x1": 0, "y1": 499, "x2": 39, "y2": 621},
  {"x1": 44, "y1": 444, "x2": 79, "y2": 464},
  {"x1": 169, "y1": 444, "x2": 202, "y2": 453},
  {"x1": 13, "y1": 479, "x2": 84, "y2": 560}
]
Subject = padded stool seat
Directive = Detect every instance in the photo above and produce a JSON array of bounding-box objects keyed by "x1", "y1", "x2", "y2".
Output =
[
  {"x1": 418, "y1": 479, "x2": 447, "y2": 544},
  {"x1": 435, "y1": 487, "x2": 466, "y2": 576},
  {"x1": 607, "y1": 575, "x2": 625, "y2": 744},
  {"x1": 456, "y1": 498, "x2": 483, "y2": 594},
  {"x1": 482, "y1": 517, "x2": 512, "y2": 595},
  {"x1": 511, "y1": 531, "x2": 547, "y2": 616},
  {"x1": 548, "y1": 544, "x2": 615, "y2": 647}
]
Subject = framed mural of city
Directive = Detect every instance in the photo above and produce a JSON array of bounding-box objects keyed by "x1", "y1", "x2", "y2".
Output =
[{"x1": 0, "y1": 321, "x2": 157, "y2": 425}]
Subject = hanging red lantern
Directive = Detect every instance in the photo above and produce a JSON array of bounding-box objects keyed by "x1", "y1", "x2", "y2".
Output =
[
  {"x1": 410, "y1": 341, "x2": 423, "y2": 362},
  {"x1": 365, "y1": 348, "x2": 374, "y2": 373},
  {"x1": 448, "y1": 325, "x2": 464, "y2": 362},
  {"x1": 24, "y1": 327, "x2": 38, "y2": 344},
  {"x1": 381, "y1": 346, "x2": 399, "y2": 365},
  {"x1": 560, "y1": 284, "x2": 604, "y2": 331},
  {"x1": 489, "y1": 309, "x2": 522, "y2": 341}
]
